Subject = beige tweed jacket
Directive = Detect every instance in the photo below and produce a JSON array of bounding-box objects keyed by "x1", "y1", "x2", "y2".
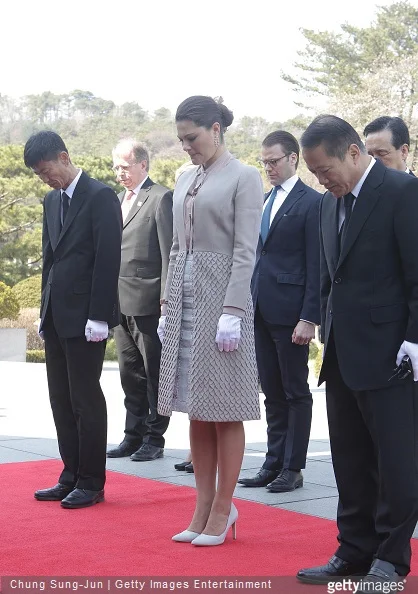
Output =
[{"x1": 157, "y1": 153, "x2": 264, "y2": 421}]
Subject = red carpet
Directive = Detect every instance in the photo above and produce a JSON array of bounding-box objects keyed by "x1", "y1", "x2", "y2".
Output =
[{"x1": 0, "y1": 460, "x2": 417, "y2": 577}]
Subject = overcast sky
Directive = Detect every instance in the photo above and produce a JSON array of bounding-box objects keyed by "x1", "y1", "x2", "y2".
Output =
[{"x1": 2, "y1": 0, "x2": 417, "y2": 121}]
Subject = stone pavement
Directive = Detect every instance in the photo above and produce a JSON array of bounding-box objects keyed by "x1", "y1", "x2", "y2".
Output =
[{"x1": 1, "y1": 361, "x2": 415, "y2": 537}]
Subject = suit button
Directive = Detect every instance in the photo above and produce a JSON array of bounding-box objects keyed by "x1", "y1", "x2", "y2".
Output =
[
  {"x1": 261, "y1": 250, "x2": 266, "y2": 255},
  {"x1": 334, "y1": 277, "x2": 342, "y2": 284},
  {"x1": 329, "y1": 310, "x2": 332, "y2": 315}
]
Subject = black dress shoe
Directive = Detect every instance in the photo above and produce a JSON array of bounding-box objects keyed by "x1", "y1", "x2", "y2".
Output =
[
  {"x1": 107, "y1": 441, "x2": 140, "y2": 458},
  {"x1": 237, "y1": 468, "x2": 280, "y2": 487},
  {"x1": 34, "y1": 483, "x2": 74, "y2": 501},
  {"x1": 267, "y1": 469, "x2": 303, "y2": 492},
  {"x1": 61, "y1": 488, "x2": 104, "y2": 509},
  {"x1": 297, "y1": 555, "x2": 371, "y2": 584},
  {"x1": 358, "y1": 559, "x2": 403, "y2": 593},
  {"x1": 185, "y1": 463, "x2": 194, "y2": 473},
  {"x1": 174, "y1": 460, "x2": 192, "y2": 471},
  {"x1": 130, "y1": 443, "x2": 164, "y2": 461}
]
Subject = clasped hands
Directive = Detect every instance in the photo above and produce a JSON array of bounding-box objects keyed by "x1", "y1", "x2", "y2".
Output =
[
  {"x1": 157, "y1": 313, "x2": 241, "y2": 352},
  {"x1": 85, "y1": 319, "x2": 108, "y2": 342},
  {"x1": 396, "y1": 340, "x2": 418, "y2": 381}
]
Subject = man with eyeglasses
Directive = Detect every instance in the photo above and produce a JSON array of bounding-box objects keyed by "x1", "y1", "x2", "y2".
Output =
[
  {"x1": 238, "y1": 131, "x2": 321, "y2": 492},
  {"x1": 364, "y1": 116, "x2": 415, "y2": 176},
  {"x1": 106, "y1": 139, "x2": 173, "y2": 462}
]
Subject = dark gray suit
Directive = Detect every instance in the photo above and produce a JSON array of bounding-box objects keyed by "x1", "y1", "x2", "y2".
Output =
[{"x1": 115, "y1": 177, "x2": 173, "y2": 447}]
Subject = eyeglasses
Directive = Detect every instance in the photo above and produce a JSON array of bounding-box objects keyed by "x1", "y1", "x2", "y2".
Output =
[
  {"x1": 112, "y1": 163, "x2": 136, "y2": 173},
  {"x1": 258, "y1": 154, "x2": 291, "y2": 168}
]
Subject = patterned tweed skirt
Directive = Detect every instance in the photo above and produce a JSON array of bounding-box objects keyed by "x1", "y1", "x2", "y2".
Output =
[{"x1": 171, "y1": 254, "x2": 193, "y2": 413}]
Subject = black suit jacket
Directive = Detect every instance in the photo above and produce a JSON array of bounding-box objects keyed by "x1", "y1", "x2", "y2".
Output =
[
  {"x1": 252, "y1": 178, "x2": 321, "y2": 326},
  {"x1": 319, "y1": 159, "x2": 418, "y2": 390},
  {"x1": 40, "y1": 171, "x2": 122, "y2": 338},
  {"x1": 118, "y1": 177, "x2": 173, "y2": 317}
]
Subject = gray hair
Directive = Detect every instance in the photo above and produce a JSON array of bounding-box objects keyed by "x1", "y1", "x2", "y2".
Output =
[{"x1": 112, "y1": 138, "x2": 149, "y2": 171}]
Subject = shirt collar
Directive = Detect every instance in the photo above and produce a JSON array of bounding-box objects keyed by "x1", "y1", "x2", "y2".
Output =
[
  {"x1": 128, "y1": 175, "x2": 149, "y2": 197},
  {"x1": 351, "y1": 157, "x2": 376, "y2": 198},
  {"x1": 62, "y1": 169, "x2": 82, "y2": 199},
  {"x1": 279, "y1": 174, "x2": 299, "y2": 194}
]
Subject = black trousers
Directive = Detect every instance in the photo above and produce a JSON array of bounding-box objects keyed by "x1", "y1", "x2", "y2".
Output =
[
  {"x1": 43, "y1": 307, "x2": 107, "y2": 491},
  {"x1": 325, "y1": 336, "x2": 418, "y2": 576},
  {"x1": 114, "y1": 314, "x2": 169, "y2": 448},
  {"x1": 255, "y1": 308, "x2": 313, "y2": 472}
]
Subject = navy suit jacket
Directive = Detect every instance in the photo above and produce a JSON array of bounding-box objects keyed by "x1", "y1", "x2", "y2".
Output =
[{"x1": 251, "y1": 178, "x2": 321, "y2": 327}]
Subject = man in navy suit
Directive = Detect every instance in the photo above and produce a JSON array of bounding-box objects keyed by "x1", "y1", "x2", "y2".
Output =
[
  {"x1": 238, "y1": 131, "x2": 321, "y2": 492},
  {"x1": 364, "y1": 116, "x2": 415, "y2": 175}
]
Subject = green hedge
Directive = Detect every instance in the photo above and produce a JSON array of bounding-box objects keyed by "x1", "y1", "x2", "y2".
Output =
[
  {"x1": 105, "y1": 338, "x2": 118, "y2": 361},
  {"x1": 308, "y1": 341, "x2": 319, "y2": 361},
  {"x1": 12, "y1": 275, "x2": 42, "y2": 308},
  {"x1": 26, "y1": 349, "x2": 45, "y2": 363},
  {"x1": 0, "y1": 281, "x2": 20, "y2": 320}
]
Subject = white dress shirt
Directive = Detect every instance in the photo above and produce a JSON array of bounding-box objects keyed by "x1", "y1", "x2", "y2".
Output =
[
  {"x1": 338, "y1": 157, "x2": 376, "y2": 230},
  {"x1": 121, "y1": 176, "x2": 148, "y2": 221},
  {"x1": 61, "y1": 168, "x2": 82, "y2": 224},
  {"x1": 264, "y1": 174, "x2": 299, "y2": 226}
]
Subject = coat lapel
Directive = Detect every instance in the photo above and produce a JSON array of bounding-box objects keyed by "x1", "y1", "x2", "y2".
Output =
[
  {"x1": 321, "y1": 193, "x2": 339, "y2": 275},
  {"x1": 56, "y1": 172, "x2": 88, "y2": 246},
  {"x1": 123, "y1": 177, "x2": 155, "y2": 227},
  {"x1": 337, "y1": 161, "x2": 384, "y2": 267},
  {"x1": 264, "y1": 179, "x2": 305, "y2": 244},
  {"x1": 47, "y1": 191, "x2": 62, "y2": 251}
]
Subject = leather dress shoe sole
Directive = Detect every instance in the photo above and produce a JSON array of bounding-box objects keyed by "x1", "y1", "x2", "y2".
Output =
[
  {"x1": 267, "y1": 478, "x2": 303, "y2": 493},
  {"x1": 106, "y1": 442, "x2": 140, "y2": 458},
  {"x1": 174, "y1": 460, "x2": 192, "y2": 471},
  {"x1": 237, "y1": 469, "x2": 280, "y2": 487},
  {"x1": 297, "y1": 556, "x2": 371, "y2": 585},
  {"x1": 34, "y1": 484, "x2": 74, "y2": 501},
  {"x1": 130, "y1": 446, "x2": 164, "y2": 461},
  {"x1": 61, "y1": 489, "x2": 104, "y2": 509}
]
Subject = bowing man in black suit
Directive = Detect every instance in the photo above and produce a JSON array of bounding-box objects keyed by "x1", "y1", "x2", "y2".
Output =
[
  {"x1": 297, "y1": 115, "x2": 418, "y2": 589},
  {"x1": 24, "y1": 131, "x2": 122, "y2": 509},
  {"x1": 238, "y1": 131, "x2": 321, "y2": 492},
  {"x1": 364, "y1": 116, "x2": 415, "y2": 176}
]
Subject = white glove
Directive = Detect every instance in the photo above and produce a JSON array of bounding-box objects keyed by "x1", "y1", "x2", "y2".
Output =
[
  {"x1": 36, "y1": 319, "x2": 44, "y2": 341},
  {"x1": 396, "y1": 340, "x2": 418, "y2": 381},
  {"x1": 215, "y1": 314, "x2": 241, "y2": 352},
  {"x1": 157, "y1": 315, "x2": 166, "y2": 343},
  {"x1": 85, "y1": 319, "x2": 108, "y2": 342}
]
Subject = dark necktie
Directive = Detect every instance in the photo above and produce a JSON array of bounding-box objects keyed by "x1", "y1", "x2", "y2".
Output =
[
  {"x1": 62, "y1": 191, "x2": 70, "y2": 226},
  {"x1": 260, "y1": 186, "x2": 280, "y2": 244},
  {"x1": 339, "y1": 192, "x2": 355, "y2": 251}
]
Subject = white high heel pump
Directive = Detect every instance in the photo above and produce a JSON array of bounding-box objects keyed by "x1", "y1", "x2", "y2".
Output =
[
  {"x1": 172, "y1": 529, "x2": 201, "y2": 543},
  {"x1": 191, "y1": 503, "x2": 238, "y2": 546}
]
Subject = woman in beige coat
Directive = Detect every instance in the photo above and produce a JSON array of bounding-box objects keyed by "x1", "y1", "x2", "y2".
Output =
[{"x1": 157, "y1": 96, "x2": 264, "y2": 546}]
